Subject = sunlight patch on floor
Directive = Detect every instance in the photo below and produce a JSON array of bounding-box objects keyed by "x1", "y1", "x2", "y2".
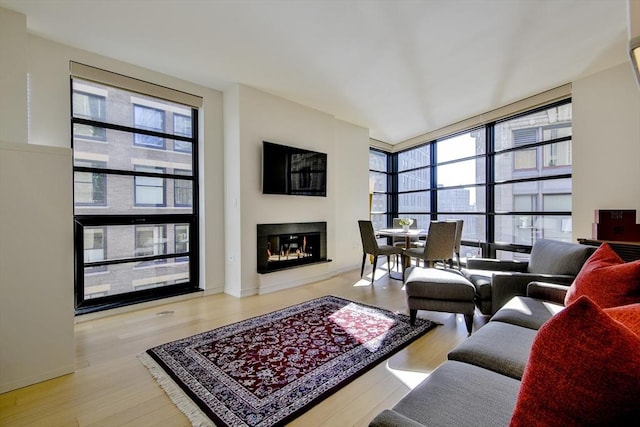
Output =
[{"x1": 385, "y1": 362, "x2": 431, "y2": 389}]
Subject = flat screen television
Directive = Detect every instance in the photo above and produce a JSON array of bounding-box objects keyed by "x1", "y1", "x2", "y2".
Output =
[{"x1": 262, "y1": 141, "x2": 327, "y2": 197}]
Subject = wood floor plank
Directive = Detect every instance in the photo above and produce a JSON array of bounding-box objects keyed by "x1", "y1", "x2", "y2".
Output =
[{"x1": 0, "y1": 268, "x2": 486, "y2": 426}]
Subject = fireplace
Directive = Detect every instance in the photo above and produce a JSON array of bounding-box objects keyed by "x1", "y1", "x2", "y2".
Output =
[{"x1": 257, "y1": 222, "x2": 328, "y2": 273}]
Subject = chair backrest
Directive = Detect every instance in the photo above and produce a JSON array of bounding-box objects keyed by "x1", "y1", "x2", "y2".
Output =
[
  {"x1": 422, "y1": 221, "x2": 458, "y2": 261},
  {"x1": 358, "y1": 220, "x2": 379, "y2": 255},
  {"x1": 393, "y1": 218, "x2": 419, "y2": 244},
  {"x1": 451, "y1": 219, "x2": 464, "y2": 253}
]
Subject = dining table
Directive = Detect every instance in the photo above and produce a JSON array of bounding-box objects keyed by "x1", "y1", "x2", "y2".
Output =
[{"x1": 376, "y1": 228, "x2": 428, "y2": 279}]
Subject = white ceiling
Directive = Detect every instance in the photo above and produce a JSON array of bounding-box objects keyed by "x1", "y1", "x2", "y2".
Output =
[{"x1": 1, "y1": 0, "x2": 631, "y2": 144}]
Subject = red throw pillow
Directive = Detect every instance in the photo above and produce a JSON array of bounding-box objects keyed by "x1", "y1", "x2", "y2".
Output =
[
  {"x1": 509, "y1": 296, "x2": 640, "y2": 426},
  {"x1": 605, "y1": 303, "x2": 640, "y2": 337},
  {"x1": 564, "y1": 243, "x2": 640, "y2": 308}
]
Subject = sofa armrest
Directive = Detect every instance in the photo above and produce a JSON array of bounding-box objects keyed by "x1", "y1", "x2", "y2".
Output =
[
  {"x1": 491, "y1": 273, "x2": 575, "y2": 314},
  {"x1": 526, "y1": 281, "x2": 570, "y2": 305},
  {"x1": 369, "y1": 409, "x2": 425, "y2": 427},
  {"x1": 465, "y1": 258, "x2": 528, "y2": 272}
]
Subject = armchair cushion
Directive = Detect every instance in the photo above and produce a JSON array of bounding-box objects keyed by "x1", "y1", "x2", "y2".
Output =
[
  {"x1": 565, "y1": 243, "x2": 640, "y2": 309},
  {"x1": 509, "y1": 296, "x2": 640, "y2": 427}
]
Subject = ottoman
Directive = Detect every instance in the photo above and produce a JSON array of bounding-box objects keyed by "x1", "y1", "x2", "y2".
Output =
[{"x1": 405, "y1": 266, "x2": 477, "y2": 334}]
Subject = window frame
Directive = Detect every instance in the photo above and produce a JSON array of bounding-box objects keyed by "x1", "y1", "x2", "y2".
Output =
[
  {"x1": 370, "y1": 98, "x2": 572, "y2": 261},
  {"x1": 71, "y1": 73, "x2": 200, "y2": 315}
]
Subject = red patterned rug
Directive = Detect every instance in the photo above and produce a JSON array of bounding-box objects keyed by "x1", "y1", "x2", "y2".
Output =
[{"x1": 139, "y1": 295, "x2": 436, "y2": 426}]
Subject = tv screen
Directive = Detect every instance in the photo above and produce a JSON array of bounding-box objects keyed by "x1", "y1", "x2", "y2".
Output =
[{"x1": 262, "y1": 141, "x2": 327, "y2": 197}]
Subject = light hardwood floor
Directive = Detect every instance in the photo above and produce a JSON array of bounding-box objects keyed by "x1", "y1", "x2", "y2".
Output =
[{"x1": 0, "y1": 266, "x2": 487, "y2": 427}]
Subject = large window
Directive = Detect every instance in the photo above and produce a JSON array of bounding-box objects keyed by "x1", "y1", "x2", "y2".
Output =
[
  {"x1": 369, "y1": 149, "x2": 390, "y2": 230},
  {"x1": 369, "y1": 99, "x2": 572, "y2": 261},
  {"x1": 72, "y1": 67, "x2": 200, "y2": 314}
]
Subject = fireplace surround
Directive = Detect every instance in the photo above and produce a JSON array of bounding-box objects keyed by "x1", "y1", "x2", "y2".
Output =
[{"x1": 257, "y1": 222, "x2": 328, "y2": 273}]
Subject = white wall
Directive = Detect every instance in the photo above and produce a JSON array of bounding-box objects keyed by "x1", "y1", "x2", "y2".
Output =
[
  {"x1": 0, "y1": 142, "x2": 74, "y2": 393},
  {"x1": 224, "y1": 84, "x2": 369, "y2": 297},
  {"x1": 572, "y1": 61, "x2": 640, "y2": 239},
  {"x1": 0, "y1": 7, "x2": 27, "y2": 144}
]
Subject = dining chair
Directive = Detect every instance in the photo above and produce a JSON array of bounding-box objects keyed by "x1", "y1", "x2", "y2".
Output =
[
  {"x1": 448, "y1": 219, "x2": 464, "y2": 269},
  {"x1": 392, "y1": 218, "x2": 420, "y2": 247},
  {"x1": 392, "y1": 217, "x2": 420, "y2": 265},
  {"x1": 358, "y1": 220, "x2": 404, "y2": 284},
  {"x1": 403, "y1": 221, "x2": 457, "y2": 270}
]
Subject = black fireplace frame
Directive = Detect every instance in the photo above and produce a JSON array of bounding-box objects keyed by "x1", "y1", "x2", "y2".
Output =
[{"x1": 257, "y1": 222, "x2": 329, "y2": 273}]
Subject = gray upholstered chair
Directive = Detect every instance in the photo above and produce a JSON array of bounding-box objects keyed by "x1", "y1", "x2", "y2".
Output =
[
  {"x1": 403, "y1": 221, "x2": 457, "y2": 270},
  {"x1": 462, "y1": 239, "x2": 596, "y2": 315},
  {"x1": 358, "y1": 220, "x2": 403, "y2": 284}
]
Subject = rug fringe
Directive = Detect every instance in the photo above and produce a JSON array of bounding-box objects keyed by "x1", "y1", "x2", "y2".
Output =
[{"x1": 138, "y1": 352, "x2": 215, "y2": 427}]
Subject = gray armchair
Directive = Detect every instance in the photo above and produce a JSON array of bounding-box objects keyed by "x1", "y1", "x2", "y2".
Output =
[{"x1": 462, "y1": 239, "x2": 596, "y2": 315}]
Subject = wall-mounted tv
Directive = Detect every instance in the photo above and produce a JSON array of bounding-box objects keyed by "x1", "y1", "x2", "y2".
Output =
[{"x1": 262, "y1": 141, "x2": 327, "y2": 197}]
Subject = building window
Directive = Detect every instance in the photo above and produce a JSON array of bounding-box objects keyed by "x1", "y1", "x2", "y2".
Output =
[
  {"x1": 175, "y1": 224, "x2": 189, "y2": 262},
  {"x1": 133, "y1": 104, "x2": 165, "y2": 149},
  {"x1": 174, "y1": 170, "x2": 192, "y2": 207},
  {"x1": 134, "y1": 166, "x2": 166, "y2": 207},
  {"x1": 73, "y1": 91, "x2": 106, "y2": 140},
  {"x1": 71, "y1": 67, "x2": 200, "y2": 315},
  {"x1": 135, "y1": 225, "x2": 167, "y2": 260},
  {"x1": 84, "y1": 227, "x2": 107, "y2": 273},
  {"x1": 174, "y1": 113, "x2": 193, "y2": 153},
  {"x1": 74, "y1": 160, "x2": 106, "y2": 205}
]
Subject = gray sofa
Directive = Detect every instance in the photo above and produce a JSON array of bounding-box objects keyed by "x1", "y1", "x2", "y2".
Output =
[
  {"x1": 462, "y1": 239, "x2": 595, "y2": 315},
  {"x1": 369, "y1": 281, "x2": 566, "y2": 427}
]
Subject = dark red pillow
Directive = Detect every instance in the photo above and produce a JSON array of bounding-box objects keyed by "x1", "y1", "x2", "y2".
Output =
[
  {"x1": 564, "y1": 243, "x2": 640, "y2": 308},
  {"x1": 509, "y1": 296, "x2": 640, "y2": 426}
]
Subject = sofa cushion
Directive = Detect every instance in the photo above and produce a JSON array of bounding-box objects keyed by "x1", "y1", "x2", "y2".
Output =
[
  {"x1": 490, "y1": 296, "x2": 564, "y2": 330},
  {"x1": 564, "y1": 243, "x2": 640, "y2": 308},
  {"x1": 448, "y1": 321, "x2": 537, "y2": 380},
  {"x1": 387, "y1": 361, "x2": 520, "y2": 427},
  {"x1": 527, "y1": 239, "x2": 594, "y2": 276},
  {"x1": 509, "y1": 296, "x2": 640, "y2": 426}
]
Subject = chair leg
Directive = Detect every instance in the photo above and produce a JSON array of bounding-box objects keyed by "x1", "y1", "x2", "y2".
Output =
[
  {"x1": 360, "y1": 253, "x2": 366, "y2": 277},
  {"x1": 371, "y1": 256, "x2": 378, "y2": 284}
]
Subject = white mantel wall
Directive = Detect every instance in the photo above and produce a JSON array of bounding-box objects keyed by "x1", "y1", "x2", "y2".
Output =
[{"x1": 224, "y1": 84, "x2": 369, "y2": 297}]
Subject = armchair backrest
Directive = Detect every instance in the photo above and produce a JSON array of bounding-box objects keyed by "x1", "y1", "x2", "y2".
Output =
[{"x1": 528, "y1": 239, "x2": 596, "y2": 276}]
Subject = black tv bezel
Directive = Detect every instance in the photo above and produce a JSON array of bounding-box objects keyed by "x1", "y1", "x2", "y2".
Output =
[{"x1": 261, "y1": 141, "x2": 327, "y2": 197}]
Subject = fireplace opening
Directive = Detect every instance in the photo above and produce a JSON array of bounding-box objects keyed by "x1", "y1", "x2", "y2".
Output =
[{"x1": 257, "y1": 222, "x2": 328, "y2": 273}]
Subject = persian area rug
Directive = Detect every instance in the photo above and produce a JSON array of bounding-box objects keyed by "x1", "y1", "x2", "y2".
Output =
[{"x1": 139, "y1": 295, "x2": 436, "y2": 427}]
